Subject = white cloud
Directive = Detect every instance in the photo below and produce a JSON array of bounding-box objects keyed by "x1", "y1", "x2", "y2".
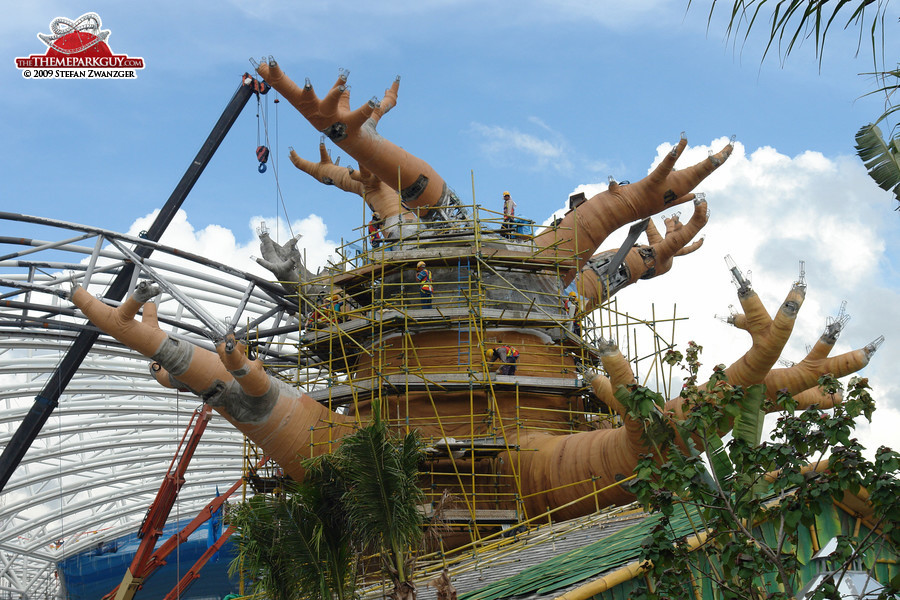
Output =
[
  {"x1": 601, "y1": 137, "x2": 900, "y2": 456},
  {"x1": 470, "y1": 121, "x2": 574, "y2": 174},
  {"x1": 121, "y1": 141, "x2": 899, "y2": 457},
  {"x1": 127, "y1": 209, "x2": 340, "y2": 280}
]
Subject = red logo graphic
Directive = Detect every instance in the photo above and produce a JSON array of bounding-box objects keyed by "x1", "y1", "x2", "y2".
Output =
[{"x1": 15, "y1": 13, "x2": 145, "y2": 79}]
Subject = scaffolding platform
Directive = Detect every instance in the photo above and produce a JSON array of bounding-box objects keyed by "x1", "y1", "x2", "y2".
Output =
[
  {"x1": 431, "y1": 509, "x2": 520, "y2": 526},
  {"x1": 250, "y1": 202, "x2": 686, "y2": 547},
  {"x1": 306, "y1": 373, "x2": 585, "y2": 405}
]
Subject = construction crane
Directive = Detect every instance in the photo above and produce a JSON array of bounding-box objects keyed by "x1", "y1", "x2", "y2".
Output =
[{"x1": 0, "y1": 73, "x2": 268, "y2": 492}]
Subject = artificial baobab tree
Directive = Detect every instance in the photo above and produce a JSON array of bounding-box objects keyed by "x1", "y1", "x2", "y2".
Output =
[{"x1": 70, "y1": 61, "x2": 881, "y2": 532}]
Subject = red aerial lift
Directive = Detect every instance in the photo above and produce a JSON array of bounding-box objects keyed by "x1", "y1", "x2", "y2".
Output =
[{"x1": 102, "y1": 401, "x2": 268, "y2": 600}]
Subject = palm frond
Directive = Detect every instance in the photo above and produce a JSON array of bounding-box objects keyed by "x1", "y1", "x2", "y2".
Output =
[
  {"x1": 233, "y1": 404, "x2": 425, "y2": 597},
  {"x1": 855, "y1": 123, "x2": 900, "y2": 204},
  {"x1": 706, "y1": 1, "x2": 886, "y2": 71},
  {"x1": 338, "y1": 423, "x2": 425, "y2": 551},
  {"x1": 332, "y1": 409, "x2": 425, "y2": 586},
  {"x1": 229, "y1": 483, "x2": 356, "y2": 600}
]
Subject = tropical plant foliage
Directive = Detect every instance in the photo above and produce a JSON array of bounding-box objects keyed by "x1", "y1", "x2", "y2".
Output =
[
  {"x1": 227, "y1": 471, "x2": 357, "y2": 600},
  {"x1": 312, "y1": 404, "x2": 425, "y2": 599},
  {"x1": 229, "y1": 402, "x2": 426, "y2": 600},
  {"x1": 856, "y1": 122, "x2": 900, "y2": 202},
  {"x1": 622, "y1": 343, "x2": 900, "y2": 600},
  {"x1": 692, "y1": 1, "x2": 888, "y2": 68},
  {"x1": 694, "y1": 0, "x2": 900, "y2": 208}
]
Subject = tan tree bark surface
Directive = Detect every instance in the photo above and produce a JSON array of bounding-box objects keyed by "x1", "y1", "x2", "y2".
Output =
[
  {"x1": 71, "y1": 284, "x2": 355, "y2": 481},
  {"x1": 534, "y1": 138, "x2": 732, "y2": 285},
  {"x1": 257, "y1": 60, "x2": 451, "y2": 216}
]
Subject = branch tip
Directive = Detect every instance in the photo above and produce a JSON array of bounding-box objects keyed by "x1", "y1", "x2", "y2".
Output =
[
  {"x1": 795, "y1": 260, "x2": 807, "y2": 289},
  {"x1": 133, "y1": 281, "x2": 159, "y2": 304},
  {"x1": 865, "y1": 335, "x2": 885, "y2": 357},
  {"x1": 823, "y1": 300, "x2": 850, "y2": 342},
  {"x1": 725, "y1": 255, "x2": 752, "y2": 295}
]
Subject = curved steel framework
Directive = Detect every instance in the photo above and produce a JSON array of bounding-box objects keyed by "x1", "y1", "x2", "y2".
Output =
[{"x1": 0, "y1": 212, "x2": 301, "y2": 598}]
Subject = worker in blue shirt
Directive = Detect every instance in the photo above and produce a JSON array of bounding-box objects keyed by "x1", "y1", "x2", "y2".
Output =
[{"x1": 416, "y1": 261, "x2": 433, "y2": 308}]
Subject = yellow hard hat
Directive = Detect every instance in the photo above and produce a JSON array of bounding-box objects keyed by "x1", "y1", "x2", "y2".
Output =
[
  {"x1": 503, "y1": 191, "x2": 510, "y2": 197},
  {"x1": 417, "y1": 261, "x2": 426, "y2": 269},
  {"x1": 331, "y1": 293, "x2": 340, "y2": 301},
  {"x1": 569, "y1": 291, "x2": 577, "y2": 297},
  {"x1": 484, "y1": 350, "x2": 493, "y2": 362}
]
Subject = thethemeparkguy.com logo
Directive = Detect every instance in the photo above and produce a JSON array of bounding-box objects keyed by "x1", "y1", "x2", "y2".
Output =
[{"x1": 14, "y1": 12, "x2": 145, "y2": 79}]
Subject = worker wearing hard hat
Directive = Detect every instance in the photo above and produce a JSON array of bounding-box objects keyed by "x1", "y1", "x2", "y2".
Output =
[
  {"x1": 416, "y1": 261, "x2": 434, "y2": 308},
  {"x1": 564, "y1": 291, "x2": 582, "y2": 337},
  {"x1": 484, "y1": 344, "x2": 520, "y2": 376},
  {"x1": 502, "y1": 191, "x2": 516, "y2": 220},
  {"x1": 305, "y1": 292, "x2": 344, "y2": 330},
  {"x1": 369, "y1": 212, "x2": 384, "y2": 249}
]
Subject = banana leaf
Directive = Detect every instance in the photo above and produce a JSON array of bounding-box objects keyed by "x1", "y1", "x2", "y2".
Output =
[
  {"x1": 706, "y1": 434, "x2": 735, "y2": 484},
  {"x1": 855, "y1": 123, "x2": 900, "y2": 204},
  {"x1": 732, "y1": 384, "x2": 766, "y2": 446}
]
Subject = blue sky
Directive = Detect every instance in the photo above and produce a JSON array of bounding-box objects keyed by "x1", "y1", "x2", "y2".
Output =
[
  {"x1": 3, "y1": 1, "x2": 895, "y2": 236},
  {"x1": 3, "y1": 1, "x2": 900, "y2": 451}
]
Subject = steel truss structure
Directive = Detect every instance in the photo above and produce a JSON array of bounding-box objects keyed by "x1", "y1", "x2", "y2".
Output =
[
  {"x1": 0, "y1": 212, "x2": 300, "y2": 599},
  {"x1": 0, "y1": 204, "x2": 685, "y2": 598}
]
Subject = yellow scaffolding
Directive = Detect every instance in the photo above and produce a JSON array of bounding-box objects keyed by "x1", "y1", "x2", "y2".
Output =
[{"x1": 247, "y1": 202, "x2": 684, "y2": 549}]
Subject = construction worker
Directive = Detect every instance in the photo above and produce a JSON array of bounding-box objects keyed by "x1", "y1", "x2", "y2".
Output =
[
  {"x1": 306, "y1": 293, "x2": 343, "y2": 329},
  {"x1": 330, "y1": 293, "x2": 345, "y2": 322},
  {"x1": 502, "y1": 191, "x2": 516, "y2": 238},
  {"x1": 416, "y1": 261, "x2": 434, "y2": 308},
  {"x1": 485, "y1": 344, "x2": 520, "y2": 375},
  {"x1": 368, "y1": 212, "x2": 384, "y2": 249},
  {"x1": 564, "y1": 291, "x2": 582, "y2": 337},
  {"x1": 304, "y1": 304, "x2": 327, "y2": 330},
  {"x1": 503, "y1": 191, "x2": 516, "y2": 220}
]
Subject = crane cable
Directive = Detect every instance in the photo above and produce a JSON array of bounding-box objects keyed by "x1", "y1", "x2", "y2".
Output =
[{"x1": 256, "y1": 88, "x2": 295, "y2": 242}]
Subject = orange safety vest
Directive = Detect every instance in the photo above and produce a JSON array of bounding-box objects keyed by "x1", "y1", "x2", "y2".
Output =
[
  {"x1": 369, "y1": 220, "x2": 383, "y2": 242},
  {"x1": 501, "y1": 345, "x2": 519, "y2": 359},
  {"x1": 418, "y1": 269, "x2": 434, "y2": 293}
]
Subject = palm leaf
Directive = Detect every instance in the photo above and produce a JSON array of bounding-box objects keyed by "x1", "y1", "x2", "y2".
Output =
[
  {"x1": 229, "y1": 482, "x2": 356, "y2": 600},
  {"x1": 332, "y1": 405, "x2": 424, "y2": 585},
  {"x1": 697, "y1": 0, "x2": 889, "y2": 82},
  {"x1": 855, "y1": 123, "x2": 900, "y2": 204}
]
